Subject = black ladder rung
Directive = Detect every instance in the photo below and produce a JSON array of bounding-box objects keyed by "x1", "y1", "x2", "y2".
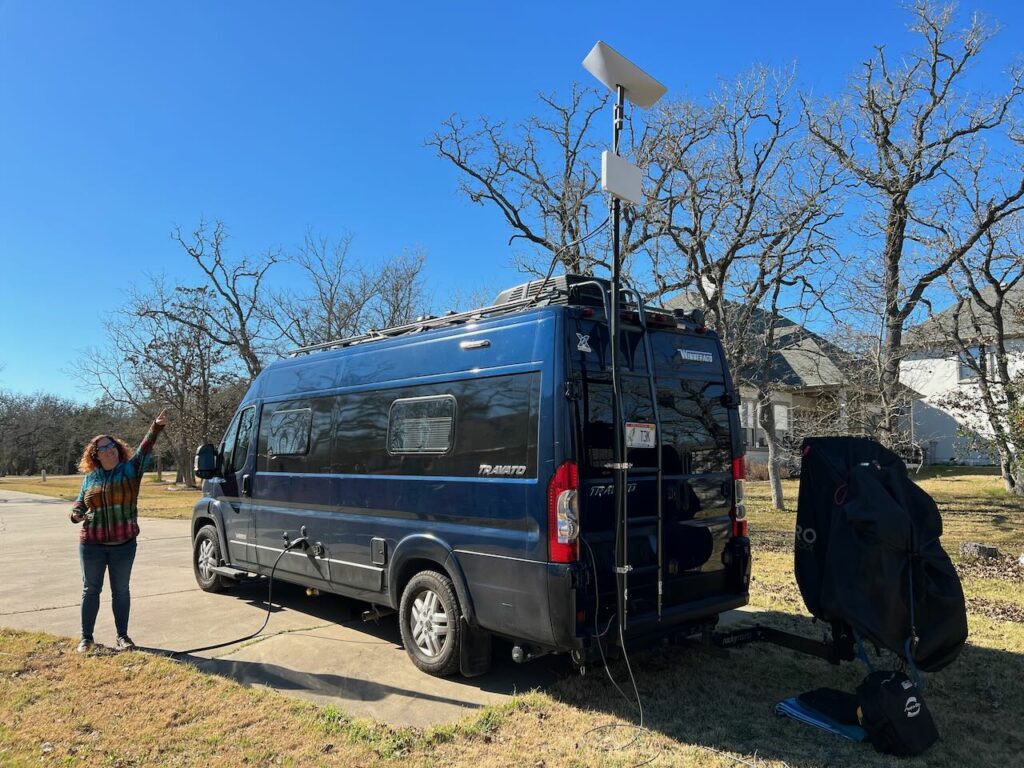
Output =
[{"x1": 627, "y1": 564, "x2": 659, "y2": 575}]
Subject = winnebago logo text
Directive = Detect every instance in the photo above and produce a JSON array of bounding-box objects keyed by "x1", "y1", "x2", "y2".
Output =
[
  {"x1": 677, "y1": 348, "x2": 713, "y2": 363},
  {"x1": 479, "y1": 464, "x2": 527, "y2": 477}
]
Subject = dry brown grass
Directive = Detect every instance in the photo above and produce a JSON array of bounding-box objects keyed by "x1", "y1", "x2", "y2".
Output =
[
  {"x1": 0, "y1": 473, "x2": 199, "y2": 519},
  {"x1": 2, "y1": 468, "x2": 1023, "y2": 766}
]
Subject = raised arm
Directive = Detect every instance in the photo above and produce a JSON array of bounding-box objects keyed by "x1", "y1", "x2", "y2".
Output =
[{"x1": 131, "y1": 408, "x2": 168, "y2": 474}]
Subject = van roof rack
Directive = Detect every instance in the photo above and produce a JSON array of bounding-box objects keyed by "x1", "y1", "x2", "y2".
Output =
[
  {"x1": 289, "y1": 295, "x2": 549, "y2": 356},
  {"x1": 290, "y1": 275, "x2": 596, "y2": 356},
  {"x1": 289, "y1": 274, "x2": 681, "y2": 357}
]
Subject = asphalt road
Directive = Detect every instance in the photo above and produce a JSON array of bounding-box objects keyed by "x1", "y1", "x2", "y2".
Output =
[{"x1": 0, "y1": 489, "x2": 567, "y2": 727}]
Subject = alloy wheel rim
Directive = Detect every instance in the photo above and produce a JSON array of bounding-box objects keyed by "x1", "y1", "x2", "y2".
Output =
[
  {"x1": 198, "y1": 538, "x2": 216, "y2": 580},
  {"x1": 411, "y1": 588, "x2": 449, "y2": 657}
]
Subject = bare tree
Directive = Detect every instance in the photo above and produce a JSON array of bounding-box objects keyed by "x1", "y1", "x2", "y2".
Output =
[
  {"x1": 432, "y1": 68, "x2": 843, "y2": 509},
  {"x1": 804, "y1": 1, "x2": 1024, "y2": 446},
  {"x1": 143, "y1": 220, "x2": 279, "y2": 381},
  {"x1": 653, "y1": 67, "x2": 844, "y2": 508},
  {"x1": 75, "y1": 280, "x2": 242, "y2": 487},
  {"x1": 0, "y1": 391, "x2": 133, "y2": 476},
  {"x1": 429, "y1": 85, "x2": 615, "y2": 275},
  {"x1": 267, "y1": 232, "x2": 430, "y2": 349}
]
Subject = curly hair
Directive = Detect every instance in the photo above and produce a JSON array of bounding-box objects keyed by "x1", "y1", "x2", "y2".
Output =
[{"x1": 78, "y1": 434, "x2": 134, "y2": 473}]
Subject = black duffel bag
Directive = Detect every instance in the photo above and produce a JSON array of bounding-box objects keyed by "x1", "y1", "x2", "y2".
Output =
[{"x1": 857, "y1": 671, "x2": 938, "y2": 756}]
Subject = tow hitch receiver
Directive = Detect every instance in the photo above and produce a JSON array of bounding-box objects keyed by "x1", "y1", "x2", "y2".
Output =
[{"x1": 711, "y1": 622, "x2": 855, "y2": 665}]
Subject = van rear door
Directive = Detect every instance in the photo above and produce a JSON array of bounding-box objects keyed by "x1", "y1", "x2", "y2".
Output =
[{"x1": 570, "y1": 315, "x2": 741, "y2": 628}]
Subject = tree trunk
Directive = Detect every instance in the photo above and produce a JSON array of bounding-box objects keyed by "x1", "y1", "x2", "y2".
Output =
[
  {"x1": 169, "y1": 441, "x2": 196, "y2": 488},
  {"x1": 1000, "y1": 455, "x2": 1016, "y2": 494},
  {"x1": 878, "y1": 196, "x2": 909, "y2": 448},
  {"x1": 759, "y1": 395, "x2": 786, "y2": 510},
  {"x1": 1012, "y1": 467, "x2": 1024, "y2": 497}
]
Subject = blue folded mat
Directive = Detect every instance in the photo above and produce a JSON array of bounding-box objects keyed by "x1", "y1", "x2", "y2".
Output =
[{"x1": 775, "y1": 695, "x2": 868, "y2": 742}]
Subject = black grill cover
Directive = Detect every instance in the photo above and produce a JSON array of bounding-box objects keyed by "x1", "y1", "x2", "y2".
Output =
[{"x1": 795, "y1": 437, "x2": 967, "y2": 672}]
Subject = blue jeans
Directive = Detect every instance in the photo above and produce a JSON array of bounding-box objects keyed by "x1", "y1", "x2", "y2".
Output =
[{"x1": 80, "y1": 538, "x2": 137, "y2": 641}]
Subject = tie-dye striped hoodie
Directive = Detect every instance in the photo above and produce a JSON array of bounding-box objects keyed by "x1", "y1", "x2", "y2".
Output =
[{"x1": 72, "y1": 421, "x2": 165, "y2": 544}]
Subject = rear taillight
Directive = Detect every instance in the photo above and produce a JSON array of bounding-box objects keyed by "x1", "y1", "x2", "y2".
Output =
[
  {"x1": 731, "y1": 457, "x2": 747, "y2": 537},
  {"x1": 548, "y1": 461, "x2": 579, "y2": 563}
]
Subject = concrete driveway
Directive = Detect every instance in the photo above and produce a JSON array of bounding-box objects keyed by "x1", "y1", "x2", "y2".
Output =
[{"x1": 0, "y1": 489, "x2": 566, "y2": 727}]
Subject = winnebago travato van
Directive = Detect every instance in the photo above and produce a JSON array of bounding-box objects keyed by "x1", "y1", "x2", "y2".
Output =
[{"x1": 191, "y1": 275, "x2": 751, "y2": 676}]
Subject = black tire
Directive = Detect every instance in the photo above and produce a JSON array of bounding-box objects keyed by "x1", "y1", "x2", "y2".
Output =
[
  {"x1": 399, "y1": 570, "x2": 462, "y2": 676},
  {"x1": 193, "y1": 524, "x2": 228, "y2": 593}
]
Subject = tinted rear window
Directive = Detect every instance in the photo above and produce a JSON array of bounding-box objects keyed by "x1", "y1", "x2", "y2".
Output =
[{"x1": 581, "y1": 377, "x2": 731, "y2": 476}]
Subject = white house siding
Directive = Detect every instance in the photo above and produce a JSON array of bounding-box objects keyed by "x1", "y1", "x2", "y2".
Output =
[{"x1": 900, "y1": 353, "x2": 1022, "y2": 465}]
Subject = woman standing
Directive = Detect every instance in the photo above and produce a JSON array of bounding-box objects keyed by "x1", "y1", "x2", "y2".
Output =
[{"x1": 70, "y1": 409, "x2": 167, "y2": 652}]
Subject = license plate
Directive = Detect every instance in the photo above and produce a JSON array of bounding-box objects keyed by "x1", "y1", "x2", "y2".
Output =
[{"x1": 625, "y1": 422, "x2": 656, "y2": 449}]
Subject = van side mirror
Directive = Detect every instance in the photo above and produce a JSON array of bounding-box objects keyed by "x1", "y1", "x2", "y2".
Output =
[{"x1": 194, "y1": 443, "x2": 222, "y2": 479}]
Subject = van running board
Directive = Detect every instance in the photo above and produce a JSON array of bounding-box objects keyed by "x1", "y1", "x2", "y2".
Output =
[
  {"x1": 709, "y1": 623, "x2": 856, "y2": 666},
  {"x1": 209, "y1": 565, "x2": 256, "y2": 581}
]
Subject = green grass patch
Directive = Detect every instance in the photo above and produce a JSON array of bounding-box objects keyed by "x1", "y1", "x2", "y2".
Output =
[{"x1": 0, "y1": 473, "x2": 199, "y2": 519}]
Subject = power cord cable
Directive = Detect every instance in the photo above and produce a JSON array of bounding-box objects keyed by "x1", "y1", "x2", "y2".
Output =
[
  {"x1": 170, "y1": 535, "x2": 308, "y2": 657},
  {"x1": 581, "y1": 538, "x2": 659, "y2": 767}
]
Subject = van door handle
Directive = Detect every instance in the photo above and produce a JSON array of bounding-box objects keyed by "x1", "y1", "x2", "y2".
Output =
[{"x1": 241, "y1": 474, "x2": 251, "y2": 497}]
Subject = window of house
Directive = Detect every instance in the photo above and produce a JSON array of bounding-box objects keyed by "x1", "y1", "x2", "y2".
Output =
[
  {"x1": 958, "y1": 349, "x2": 979, "y2": 381},
  {"x1": 773, "y1": 403, "x2": 790, "y2": 431},
  {"x1": 958, "y1": 348, "x2": 998, "y2": 383}
]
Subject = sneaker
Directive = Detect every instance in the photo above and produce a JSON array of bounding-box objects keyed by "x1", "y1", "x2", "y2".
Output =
[
  {"x1": 115, "y1": 635, "x2": 136, "y2": 651},
  {"x1": 76, "y1": 638, "x2": 94, "y2": 653}
]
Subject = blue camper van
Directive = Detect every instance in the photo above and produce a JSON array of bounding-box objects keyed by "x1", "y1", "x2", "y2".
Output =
[{"x1": 191, "y1": 275, "x2": 751, "y2": 676}]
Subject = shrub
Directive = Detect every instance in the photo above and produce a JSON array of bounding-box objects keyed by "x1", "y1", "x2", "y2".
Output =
[{"x1": 746, "y1": 460, "x2": 771, "y2": 481}]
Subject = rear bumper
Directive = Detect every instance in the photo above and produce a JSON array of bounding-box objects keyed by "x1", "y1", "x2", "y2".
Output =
[
  {"x1": 459, "y1": 537, "x2": 750, "y2": 655},
  {"x1": 550, "y1": 535, "x2": 751, "y2": 654}
]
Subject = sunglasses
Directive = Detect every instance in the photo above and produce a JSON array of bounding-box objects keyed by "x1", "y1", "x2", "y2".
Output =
[{"x1": 96, "y1": 442, "x2": 118, "y2": 454}]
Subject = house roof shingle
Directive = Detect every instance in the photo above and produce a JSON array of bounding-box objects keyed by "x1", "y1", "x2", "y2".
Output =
[
  {"x1": 660, "y1": 293, "x2": 848, "y2": 390},
  {"x1": 904, "y1": 281, "x2": 1024, "y2": 349}
]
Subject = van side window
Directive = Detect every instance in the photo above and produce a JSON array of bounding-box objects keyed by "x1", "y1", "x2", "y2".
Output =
[
  {"x1": 258, "y1": 400, "x2": 332, "y2": 474},
  {"x1": 388, "y1": 396, "x2": 456, "y2": 454},
  {"x1": 333, "y1": 372, "x2": 539, "y2": 477},
  {"x1": 220, "y1": 411, "x2": 240, "y2": 471},
  {"x1": 230, "y1": 407, "x2": 256, "y2": 473},
  {"x1": 269, "y1": 408, "x2": 312, "y2": 456}
]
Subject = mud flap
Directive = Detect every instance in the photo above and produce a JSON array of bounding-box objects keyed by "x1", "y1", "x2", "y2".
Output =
[{"x1": 459, "y1": 617, "x2": 493, "y2": 677}]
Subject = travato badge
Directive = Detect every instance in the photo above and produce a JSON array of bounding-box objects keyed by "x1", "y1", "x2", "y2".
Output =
[
  {"x1": 479, "y1": 464, "x2": 527, "y2": 477},
  {"x1": 678, "y1": 348, "x2": 713, "y2": 364}
]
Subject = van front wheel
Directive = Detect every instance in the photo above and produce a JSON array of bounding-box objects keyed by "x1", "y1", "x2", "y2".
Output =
[
  {"x1": 399, "y1": 570, "x2": 462, "y2": 676},
  {"x1": 193, "y1": 524, "x2": 228, "y2": 593}
]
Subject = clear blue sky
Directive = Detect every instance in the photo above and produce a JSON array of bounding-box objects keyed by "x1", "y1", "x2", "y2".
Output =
[{"x1": 2, "y1": 1, "x2": 1022, "y2": 401}]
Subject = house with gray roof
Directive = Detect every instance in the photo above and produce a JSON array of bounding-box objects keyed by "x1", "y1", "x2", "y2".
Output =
[
  {"x1": 901, "y1": 282, "x2": 1024, "y2": 465},
  {"x1": 660, "y1": 294, "x2": 869, "y2": 465}
]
